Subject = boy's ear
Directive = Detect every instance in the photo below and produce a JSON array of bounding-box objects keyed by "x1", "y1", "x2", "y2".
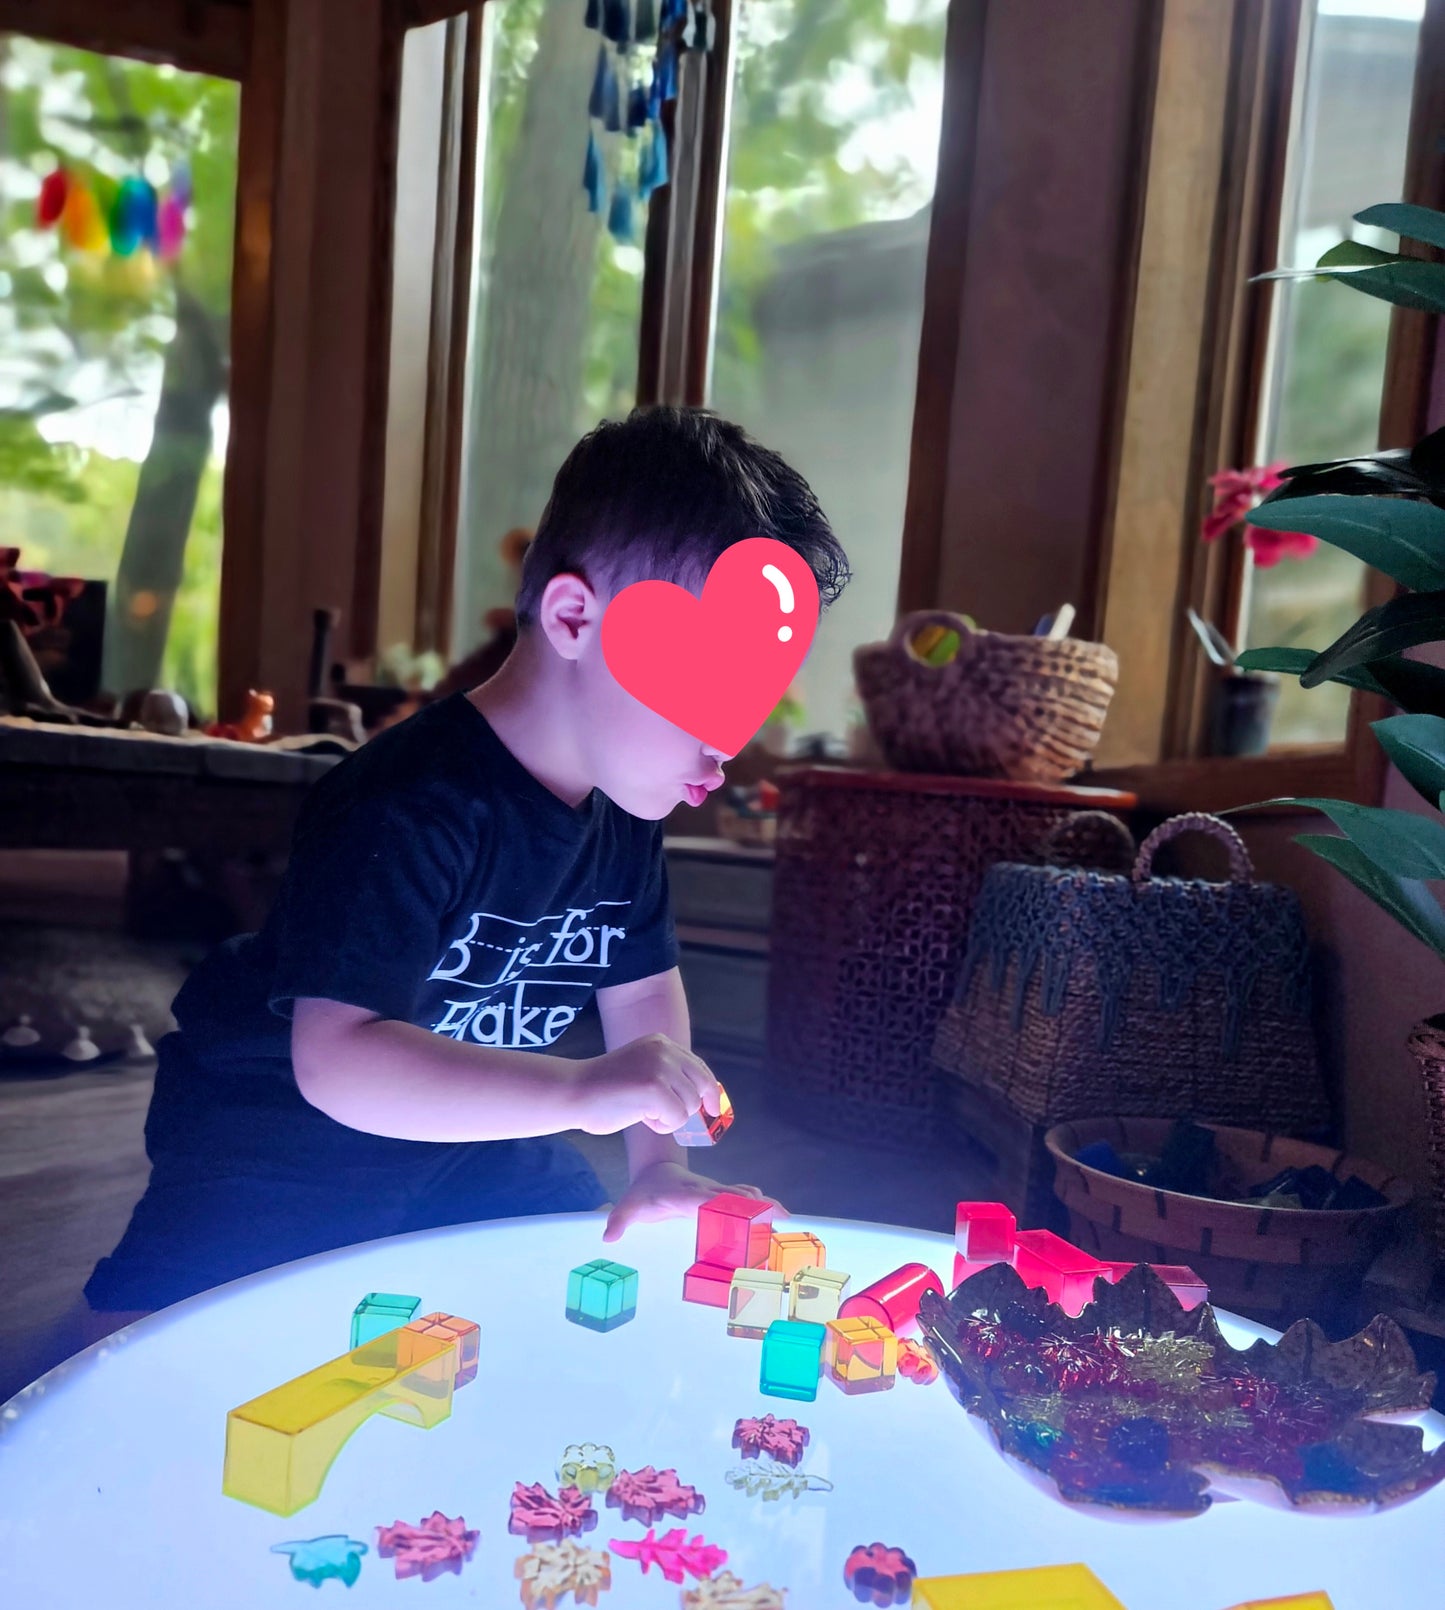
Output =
[{"x1": 537, "y1": 572, "x2": 602, "y2": 660}]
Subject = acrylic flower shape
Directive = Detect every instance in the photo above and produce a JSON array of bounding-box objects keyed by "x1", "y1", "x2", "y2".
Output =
[
  {"x1": 509, "y1": 1480, "x2": 599, "y2": 1543},
  {"x1": 604, "y1": 1465, "x2": 704, "y2": 1525},
  {"x1": 374, "y1": 1512, "x2": 478, "y2": 1581},
  {"x1": 1201, "y1": 462, "x2": 1317, "y2": 566},
  {"x1": 844, "y1": 1542, "x2": 918, "y2": 1607},
  {"x1": 683, "y1": 1571, "x2": 787, "y2": 1609},
  {"x1": 515, "y1": 1539, "x2": 612, "y2": 1610},
  {"x1": 731, "y1": 1413, "x2": 809, "y2": 1466},
  {"x1": 609, "y1": 1527, "x2": 727, "y2": 1584}
]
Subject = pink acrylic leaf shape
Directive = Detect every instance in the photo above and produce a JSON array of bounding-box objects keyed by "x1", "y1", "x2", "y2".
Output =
[
  {"x1": 609, "y1": 1527, "x2": 727, "y2": 1584},
  {"x1": 374, "y1": 1511, "x2": 478, "y2": 1581},
  {"x1": 509, "y1": 1480, "x2": 599, "y2": 1543},
  {"x1": 732, "y1": 1413, "x2": 809, "y2": 1466},
  {"x1": 605, "y1": 1464, "x2": 704, "y2": 1524}
]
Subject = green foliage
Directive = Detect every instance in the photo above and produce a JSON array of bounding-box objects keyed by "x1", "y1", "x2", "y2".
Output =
[
  {"x1": 0, "y1": 35, "x2": 236, "y2": 710},
  {"x1": 1244, "y1": 199, "x2": 1445, "y2": 957}
]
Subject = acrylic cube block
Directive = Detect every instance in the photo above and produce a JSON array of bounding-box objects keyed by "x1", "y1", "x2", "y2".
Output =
[
  {"x1": 1223, "y1": 1597, "x2": 1335, "y2": 1610},
  {"x1": 675, "y1": 1083, "x2": 734, "y2": 1146},
  {"x1": 825, "y1": 1315, "x2": 898, "y2": 1395},
  {"x1": 350, "y1": 1292, "x2": 421, "y2": 1349},
  {"x1": 767, "y1": 1230, "x2": 826, "y2": 1279},
  {"x1": 401, "y1": 1312, "x2": 480, "y2": 1387},
  {"x1": 790, "y1": 1267, "x2": 850, "y2": 1324},
  {"x1": 696, "y1": 1192, "x2": 775, "y2": 1269},
  {"x1": 1011, "y1": 1230, "x2": 1108, "y2": 1317},
  {"x1": 558, "y1": 1442, "x2": 617, "y2": 1494},
  {"x1": 728, "y1": 1268, "x2": 787, "y2": 1339},
  {"x1": 759, "y1": 1319, "x2": 826, "y2": 1402},
  {"x1": 838, "y1": 1262, "x2": 943, "y2": 1334},
  {"x1": 683, "y1": 1261, "x2": 735, "y2": 1307},
  {"x1": 954, "y1": 1201, "x2": 1016, "y2": 1263},
  {"x1": 1099, "y1": 1260, "x2": 1209, "y2": 1310},
  {"x1": 911, "y1": 1562, "x2": 1126, "y2": 1609},
  {"x1": 566, "y1": 1259, "x2": 638, "y2": 1332}
]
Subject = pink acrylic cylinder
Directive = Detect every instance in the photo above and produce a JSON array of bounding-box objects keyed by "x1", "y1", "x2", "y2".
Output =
[{"x1": 837, "y1": 1262, "x2": 943, "y2": 1333}]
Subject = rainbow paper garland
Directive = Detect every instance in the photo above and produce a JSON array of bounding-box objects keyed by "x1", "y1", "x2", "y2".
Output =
[{"x1": 35, "y1": 162, "x2": 190, "y2": 274}]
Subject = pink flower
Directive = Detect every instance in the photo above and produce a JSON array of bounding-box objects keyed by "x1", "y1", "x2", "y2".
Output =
[{"x1": 1201, "y1": 462, "x2": 1317, "y2": 565}]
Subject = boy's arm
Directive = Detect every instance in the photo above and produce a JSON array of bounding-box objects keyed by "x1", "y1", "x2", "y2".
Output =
[
  {"x1": 595, "y1": 967, "x2": 696, "y2": 1180},
  {"x1": 291, "y1": 996, "x2": 716, "y2": 1144}
]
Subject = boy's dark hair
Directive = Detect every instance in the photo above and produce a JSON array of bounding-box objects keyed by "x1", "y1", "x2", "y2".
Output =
[{"x1": 515, "y1": 407, "x2": 850, "y2": 626}]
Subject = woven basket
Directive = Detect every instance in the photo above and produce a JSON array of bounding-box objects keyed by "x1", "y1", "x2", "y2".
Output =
[
  {"x1": 1406, "y1": 1014, "x2": 1445, "y2": 1261},
  {"x1": 765, "y1": 768, "x2": 1133, "y2": 1149},
  {"x1": 934, "y1": 813, "x2": 1331, "y2": 1136},
  {"x1": 853, "y1": 610, "x2": 1119, "y2": 782},
  {"x1": 1047, "y1": 1116, "x2": 1412, "y2": 1324}
]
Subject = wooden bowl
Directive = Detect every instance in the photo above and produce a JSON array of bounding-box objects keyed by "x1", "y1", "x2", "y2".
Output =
[{"x1": 1045, "y1": 1116, "x2": 1412, "y2": 1325}]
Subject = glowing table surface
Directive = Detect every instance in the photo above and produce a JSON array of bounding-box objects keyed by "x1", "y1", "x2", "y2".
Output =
[{"x1": 0, "y1": 1213, "x2": 1440, "y2": 1608}]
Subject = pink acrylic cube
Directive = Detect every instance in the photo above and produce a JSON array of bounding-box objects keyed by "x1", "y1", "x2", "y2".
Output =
[
  {"x1": 683, "y1": 1261, "x2": 735, "y2": 1307},
  {"x1": 1011, "y1": 1229, "x2": 1108, "y2": 1316},
  {"x1": 1100, "y1": 1260, "x2": 1209, "y2": 1311},
  {"x1": 954, "y1": 1201, "x2": 1016, "y2": 1263},
  {"x1": 696, "y1": 1193, "x2": 775, "y2": 1271}
]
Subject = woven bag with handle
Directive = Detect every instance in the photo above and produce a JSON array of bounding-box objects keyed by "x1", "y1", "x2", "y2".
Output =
[
  {"x1": 852, "y1": 609, "x2": 1118, "y2": 782},
  {"x1": 933, "y1": 811, "x2": 1330, "y2": 1135}
]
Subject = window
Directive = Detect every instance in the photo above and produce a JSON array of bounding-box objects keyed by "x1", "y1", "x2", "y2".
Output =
[
  {"x1": 0, "y1": 34, "x2": 237, "y2": 717},
  {"x1": 451, "y1": 0, "x2": 648, "y2": 664},
  {"x1": 1245, "y1": 0, "x2": 1423, "y2": 748},
  {"x1": 707, "y1": 0, "x2": 950, "y2": 744}
]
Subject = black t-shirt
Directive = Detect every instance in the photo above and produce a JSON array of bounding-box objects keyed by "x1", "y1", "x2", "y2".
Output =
[{"x1": 156, "y1": 693, "x2": 678, "y2": 1173}]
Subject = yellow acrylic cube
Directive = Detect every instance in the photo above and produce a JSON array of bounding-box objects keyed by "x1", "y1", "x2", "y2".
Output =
[
  {"x1": 825, "y1": 1315, "x2": 897, "y2": 1395},
  {"x1": 768, "y1": 1231, "x2": 826, "y2": 1279},
  {"x1": 224, "y1": 1327, "x2": 456, "y2": 1517},
  {"x1": 790, "y1": 1267, "x2": 849, "y2": 1323},
  {"x1": 728, "y1": 1268, "x2": 787, "y2": 1339},
  {"x1": 912, "y1": 1564, "x2": 1126, "y2": 1609},
  {"x1": 1224, "y1": 1598, "x2": 1335, "y2": 1610}
]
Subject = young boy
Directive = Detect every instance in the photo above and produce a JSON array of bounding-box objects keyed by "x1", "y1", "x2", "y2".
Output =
[{"x1": 80, "y1": 406, "x2": 850, "y2": 1331}]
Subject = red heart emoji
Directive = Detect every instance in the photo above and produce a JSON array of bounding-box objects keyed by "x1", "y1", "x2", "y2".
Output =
[{"x1": 601, "y1": 537, "x2": 819, "y2": 754}]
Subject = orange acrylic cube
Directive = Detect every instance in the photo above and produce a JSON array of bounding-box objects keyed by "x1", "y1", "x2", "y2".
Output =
[
  {"x1": 768, "y1": 1231, "x2": 826, "y2": 1279},
  {"x1": 675, "y1": 1083, "x2": 735, "y2": 1146},
  {"x1": 400, "y1": 1312, "x2": 480, "y2": 1388},
  {"x1": 825, "y1": 1315, "x2": 898, "y2": 1395}
]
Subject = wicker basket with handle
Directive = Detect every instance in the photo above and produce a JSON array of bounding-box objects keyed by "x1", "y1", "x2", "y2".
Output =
[
  {"x1": 1046, "y1": 1116, "x2": 1412, "y2": 1324},
  {"x1": 934, "y1": 812, "x2": 1330, "y2": 1136},
  {"x1": 852, "y1": 610, "x2": 1119, "y2": 782}
]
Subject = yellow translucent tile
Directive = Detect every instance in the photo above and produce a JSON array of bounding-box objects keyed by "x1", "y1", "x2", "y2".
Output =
[
  {"x1": 824, "y1": 1315, "x2": 897, "y2": 1393},
  {"x1": 789, "y1": 1267, "x2": 849, "y2": 1323},
  {"x1": 224, "y1": 1328, "x2": 456, "y2": 1517},
  {"x1": 912, "y1": 1563, "x2": 1127, "y2": 1609},
  {"x1": 768, "y1": 1231, "x2": 826, "y2": 1279},
  {"x1": 1224, "y1": 1597, "x2": 1335, "y2": 1610},
  {"x1": 728, "y1": 1268, "x2": 787, "y2": 1339}
]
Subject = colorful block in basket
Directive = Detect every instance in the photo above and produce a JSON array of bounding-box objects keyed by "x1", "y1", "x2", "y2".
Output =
[
  {"x1": 1011, "y1": 1229, "x2": 1108, "y2": 1316},
  {"x1": 1099, "y1": 1260, "x2": 1208, "y2": 1310},
  {"x1": 954, "y1": 1201, "x2": 1016, "y2": 1263}
]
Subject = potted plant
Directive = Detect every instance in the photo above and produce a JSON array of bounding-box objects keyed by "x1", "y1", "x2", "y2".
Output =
[{"x1": 1234, "y1": 200, "x2": 1445, "y2": 1258}]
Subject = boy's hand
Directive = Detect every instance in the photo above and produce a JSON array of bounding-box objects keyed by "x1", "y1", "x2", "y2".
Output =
[
  {"x1": 573, "y1": 1033, "x2": 721, "y2": 1137},
  {"x1": 602, "y1": 1161, "x2": 784, "y2": 1242}
]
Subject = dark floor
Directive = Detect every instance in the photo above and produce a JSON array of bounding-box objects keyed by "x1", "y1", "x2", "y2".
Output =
[{"x1": 0, "y1": 923, "x2": 984, "y2": 1404}]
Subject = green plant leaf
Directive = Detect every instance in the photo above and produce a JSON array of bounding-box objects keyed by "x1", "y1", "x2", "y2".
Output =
[
  {"x1": 1294, "y1": 832, "x2": 1445, "y2": 958},
  {"x1": 1246, "y1": 495, "x2": 1445, "y2": 591},
  {"x1": 1355, "y1": 202, "x2": 1445, "y2": 253},
  {"x1": 1302, "y1": 592, "x2": 1445, "y2": 687},
  {"x1": 1367, "y1": 655, "x2": 1445, "y2": 717},
  {"x1": 1372, "y1": 714, "x2": 1445, "y2": 808},
  {"x1": 1315, "y1": 240, "x2": 1445, "y2": 314},
  {"x1": 1272, "y1": 797, "x2": 1445, "y2": 880},
  {"x1": 1235, "y1": 645, "x2": 1390, "y2": 696}
]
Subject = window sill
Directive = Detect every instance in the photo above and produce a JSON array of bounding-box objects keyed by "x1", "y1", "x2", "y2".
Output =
[{"x1": 1086, "y1": 747, "x2": 1368, "y2": 816}]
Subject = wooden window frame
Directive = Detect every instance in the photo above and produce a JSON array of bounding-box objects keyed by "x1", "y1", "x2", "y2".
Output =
[{"x1": 1092, "y1": 0, "x2": 1445, "y2": 812}]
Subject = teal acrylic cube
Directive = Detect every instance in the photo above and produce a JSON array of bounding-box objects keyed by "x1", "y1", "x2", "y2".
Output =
[
  {"x1": 566, "y1": 1259, "x2": 639, "y2": 1333},
  {"x1": 349, "y1": 1292, "x2": 421, "y2": 1349},
  {"x1": 760, "y1": 1319, "x2": 826, "y2": 1402}
]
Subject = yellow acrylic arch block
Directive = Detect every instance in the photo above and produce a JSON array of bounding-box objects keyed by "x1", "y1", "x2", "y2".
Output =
[
  {"x1": 1224, "y1": 1598, "x2": 1334, "y2": 1609},
  {"x1": 912, "y1": 1564, "x2": 1126, "y2": 1609},
  {"x1": 223, "y1": 1326, "x2": 457, "y2": 1517}
]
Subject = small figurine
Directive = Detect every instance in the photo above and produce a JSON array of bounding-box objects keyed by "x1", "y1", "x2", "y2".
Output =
[
  {"x1": 237, "y1": 689, "x2": 275, "y2": 742},
  {"x1": 123, "y1": 1023, "x2": 156, "y2": 1062},
  {"x1": 62, "y1": 1024, "x2": 100, "y2": 1062},
  {"x1": 2, "y1": 1014, "x2": 41, "y2": 1048}
]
